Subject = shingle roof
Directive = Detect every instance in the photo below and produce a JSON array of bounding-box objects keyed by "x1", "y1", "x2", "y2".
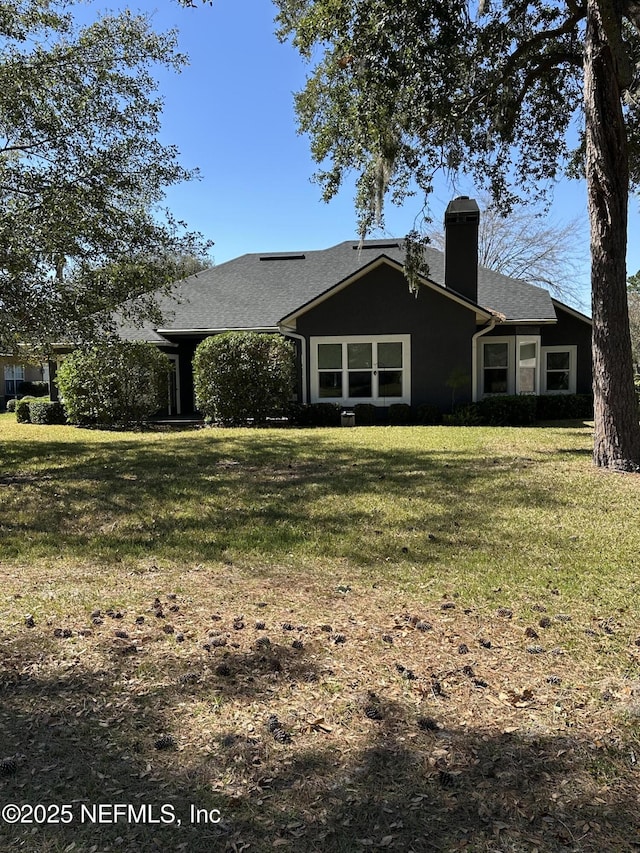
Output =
[{"x1": 118, "y1": 239, "x2": 559, "y2": 341}]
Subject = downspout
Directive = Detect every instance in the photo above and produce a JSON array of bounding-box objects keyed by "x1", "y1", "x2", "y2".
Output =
[
  {"x1": 280, "y1": 327, "x2": 307, "y2": 405},
  {"x1": 471, "y1": 317, "x2": 497, "y2": 402}
]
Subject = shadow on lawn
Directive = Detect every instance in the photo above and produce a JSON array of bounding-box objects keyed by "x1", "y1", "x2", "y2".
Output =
[
  {"x1": 0, "y1": 428, "x2": 578, "y2": 566},
  {"x1": 0, "y1": 634, "x2": 638, "y2": 853}
]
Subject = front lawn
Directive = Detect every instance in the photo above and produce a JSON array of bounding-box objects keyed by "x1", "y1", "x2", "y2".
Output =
[{"x1": 1, "y1": 415, "x2": 639, "y2": 851}]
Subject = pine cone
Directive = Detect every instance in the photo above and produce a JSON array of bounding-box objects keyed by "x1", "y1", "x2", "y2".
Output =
[
  {"x1": 417, "y1": 716, "x2": 439, "y2": 732},
  {"x1": 364, "y1": 704, "x2": 383, "y2": 720},
  {"x1": 266, "y1": 714, "x2": 280, "y2": 732},
  {"x1": 291, "y1": 640, "x2": 304, "y2": 650},
  {"x1": 272, "y1": 728, "x2": 291, "y2": 744},
  {"x1": 154, "y1": 734, "x2": 176, "y2": 750},
  {"x1": 0, "y1": 756, "x2": 17, "y2": 776}
]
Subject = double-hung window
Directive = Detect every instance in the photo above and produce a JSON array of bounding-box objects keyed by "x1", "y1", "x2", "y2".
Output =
[
  {"x1": 480, "y1": 335, "x2": 541, "y2": 397},
  {"x1": 311, "y1": 335, "x2": 410, "y2": 405},
  {"x1": 541, "y1": 346, "x2": 576, "y2": 394},
  {"x1": 4, "y1": 364, "x2": 24, "y2": 397}
]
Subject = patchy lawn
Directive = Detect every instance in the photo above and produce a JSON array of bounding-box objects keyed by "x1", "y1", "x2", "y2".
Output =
[{"x1": 1, "y1": 415, "x2": 640, "y2": 852}]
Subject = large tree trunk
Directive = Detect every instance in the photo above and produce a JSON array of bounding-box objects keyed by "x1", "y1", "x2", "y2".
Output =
[{"x1": 584, "y1": 0, "x2": 640, "y2": 470}]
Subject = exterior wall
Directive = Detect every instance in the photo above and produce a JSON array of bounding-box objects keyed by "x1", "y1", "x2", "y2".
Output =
[
  {"x1": 541, "y1": 307, "x2": 592, "y2": 395},
  {"x1": 476, "y1": 310, "x2": 592, "y2": 398},
  {"x1": 0, "y1": 358, "x2": 48, "y2": 409},
  {"x1": 295, "y1": 264, "x2": 477, "y2": 410}
]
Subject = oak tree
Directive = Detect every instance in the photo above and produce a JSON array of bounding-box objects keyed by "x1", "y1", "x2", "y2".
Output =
[
  {"x1": 275, "y1": 0, "x2": 640, "y2": 470},
  {"x1": 0, "y1": 0, "x2": 210, "y2": 354}
]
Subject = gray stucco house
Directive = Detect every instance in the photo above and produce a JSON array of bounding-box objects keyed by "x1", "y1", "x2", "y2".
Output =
[{"x1": 110, "y1": 197, "x2": 592, "y2": 416}]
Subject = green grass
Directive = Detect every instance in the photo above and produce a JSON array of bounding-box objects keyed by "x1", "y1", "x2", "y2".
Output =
[{"x1": 2, "y1": 414, "x2": 640, "y2": 852}]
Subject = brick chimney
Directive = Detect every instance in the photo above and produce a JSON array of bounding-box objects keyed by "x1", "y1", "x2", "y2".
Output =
[{"x1": 444, "y1": 196, "x2": 480, "y2": 303}]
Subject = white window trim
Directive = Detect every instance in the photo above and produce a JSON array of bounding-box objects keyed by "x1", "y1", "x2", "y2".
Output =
[
  {"x1": 310, "y1": 335, "x2": 411, "y2": 405},
  {"x1": 515, "y1": 335, "x2": 541, "y2": 395},
  {"x1": 541, "y1": 345, "x2": 577, "y2": 394},
  {"x1": 479, "y1": 337, "x2": 515, "y2": 396}
]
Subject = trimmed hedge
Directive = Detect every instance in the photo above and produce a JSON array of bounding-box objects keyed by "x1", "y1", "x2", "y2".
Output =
[
  {"x1": 15, "y1": 398, "x2": 32, "y2": 423},
  {"x1": 443, "y1": 403, "x2": 482, "y2": 426},
  {"x1": 387, "y1": 403, "x2": 412, "y2": 425},
  {"x1": 477, "y1": 395, "x2": 537, "y2": 426},
  {"x1": 28, "y1": 400, "x2": 66, "y2": 425},
  {"x1": 56, "y1": 341, "x2": 171, "y2": 426},
  {"x1": 415, "y1": 403, "x2": 443, "y2": 425},
  {"x1": 354, "y1": 404, "x2": 377, "y2": 426},
  {"x1": 193, "y1": 332, "x2": 295, "y2": 425},
  {"x1": 289, "y1": 402, "x2": 341, "y2": 426},
  {"x1": 535, "y1": 394, "x2": 593, "y2": 420},
  {"x1": 18, "y1": 380, "x2": 48, "y2": 397}
]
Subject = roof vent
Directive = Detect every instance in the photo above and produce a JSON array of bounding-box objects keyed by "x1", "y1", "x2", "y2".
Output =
[
  {"x1": 353, "y1": 242, "x2": 401, "y2": 250},
  {"x1": 259, "y1": 253, "x2": 306, "y2": 261}
]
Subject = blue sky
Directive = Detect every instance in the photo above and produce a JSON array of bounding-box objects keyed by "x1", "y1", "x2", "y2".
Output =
[{"x1": 96, "y1": 0, "x2": 639, "y2": 308}]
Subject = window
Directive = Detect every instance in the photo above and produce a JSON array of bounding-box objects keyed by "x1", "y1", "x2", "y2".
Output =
[
  {"x1": 541, "y1": 346, "x2": 576, "y2": 394},
  {"x1": 479, "y1": 335, "x2": 541, "y2": 397},
  {"x1": 4, "y1": 364, "x2": 24, "y2": 397},
  {"x1": 483, "y1": 342, "x2": 509, "y2": 394},
  {"x1": 517, "y1": 338, "x2": 539, "y2": 394},
  {"x1": 311, "y1": 336, "x2": 410, "y2": 404}
]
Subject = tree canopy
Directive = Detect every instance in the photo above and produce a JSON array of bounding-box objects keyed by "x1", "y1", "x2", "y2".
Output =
[
  {"x1": 0, "y1": 0, "x2": 210, "y2": 354},
  {"x1": 275, "y1": 0, "x2": 640, "y2": 469}
]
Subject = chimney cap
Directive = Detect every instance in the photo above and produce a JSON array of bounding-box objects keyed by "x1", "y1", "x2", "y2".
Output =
[{"x1": 445, "y1": 196, "x2": 480, "y2": 223}]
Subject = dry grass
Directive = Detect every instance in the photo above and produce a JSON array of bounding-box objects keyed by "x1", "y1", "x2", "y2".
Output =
[{"x1": 2, "y1": 416, "x2": 640, "y2": 852}]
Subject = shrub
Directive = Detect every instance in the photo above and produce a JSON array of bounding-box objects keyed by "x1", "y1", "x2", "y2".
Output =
[
  {"x1": 28, "y1": 401, "x2": 66, "y2": 425},
  {"x1": 354, "y1": 404, "x2": 377, "y2": 426},
  {"x1": 193, "y1": 332, "x2": 295, "y2": 425},
  {"x1": 535, "y1": 394, "x2": 594, "y2": 420},
  {"x1": 415, "y1": 403, "x2": 443, "y2": 425},
  {"x1": 288, "y1": 403, "x2": 341, "y2": 426},
  {"x1": 56, "y1": 341, "x2": 171, "y2": 426},
  {"x1": 5, "y1": 398, "x2": 17, "y2": 413},
  {"x1": 443, "y1": 403, "x2": 482, "y2": 426},
  {"x1": 18, "y1": 380, "x2": 48, "y2": 397},
  {"x1": 388, "y1": 403, "x2": 413, "y2": 425},
  {"x1": 15, "y1": 398, "x2": 33, "y2": 423},
  {"x1": 477, "y1": 395, "x2": 537, "y2": 426}
]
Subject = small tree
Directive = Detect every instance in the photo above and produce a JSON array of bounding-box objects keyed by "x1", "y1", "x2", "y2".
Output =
[
  {"x1": 56, "y1": 341, "x2": 170, "y2": 426},
  {"x1": 193, "y1": 332, "x2": 295, "y2": 425}
]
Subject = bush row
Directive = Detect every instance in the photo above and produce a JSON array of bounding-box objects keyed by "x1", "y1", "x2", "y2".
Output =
[
  {"x1": 287, "y1": 395, "x2": 593, "y2": 427},
  {"x1": 14, "y1": 399, "x2": 66, "y2": 424}
]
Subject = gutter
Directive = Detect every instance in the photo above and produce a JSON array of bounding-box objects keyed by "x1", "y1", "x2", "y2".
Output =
[{"x1": 279, "y1": 326, "x2": 307, "y2": 405}]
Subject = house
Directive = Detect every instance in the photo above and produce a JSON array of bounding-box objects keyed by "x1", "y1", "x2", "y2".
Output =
[
  {"x1": 53, "y1": 197, "x2": 592, "y2": 416},
  {"x1": 1, "y1": 358, "x2": 49, "y2": 410}
]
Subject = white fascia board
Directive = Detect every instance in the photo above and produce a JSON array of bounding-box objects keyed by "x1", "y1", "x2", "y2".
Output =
[
  {"x1": 550, "y1": 299, "x2": 593, "y2": 324},
  {"x1": 498, "y1": 318, "x2": 557, "y2": 325},
  {"x1": 278, "y1": 255, "x2": 493, "y2": 326}
]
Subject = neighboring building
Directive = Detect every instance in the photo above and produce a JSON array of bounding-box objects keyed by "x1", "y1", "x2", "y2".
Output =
[
  {"x1": 52, "y1": 197, "x2": 592, "y2": 416},
  {"x1": 0, "y1": 359, "x2": 49, "y2": 410}
]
